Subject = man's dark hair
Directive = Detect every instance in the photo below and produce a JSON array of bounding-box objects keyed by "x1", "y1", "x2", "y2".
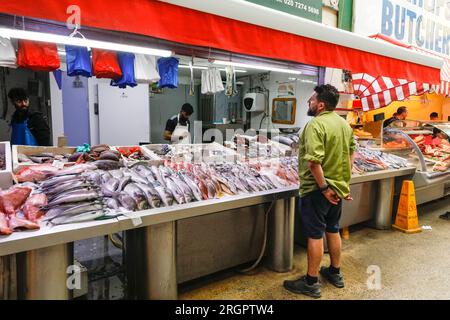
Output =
[
  {"x1": 314, "y1": 84, "x2": 340, "y2": 111},
  {"x1": 8, "y1": 88, "x2": 28, "y2": 102},
  {"x1": 397, "y1": 106, "x2": 407, "y2": 115},
  {"x1": 181, "y1": 103, "x2": 194, "y2": 115},
  {"x1": 430, "y1": 112, "x2": 439, "y2": 118}
]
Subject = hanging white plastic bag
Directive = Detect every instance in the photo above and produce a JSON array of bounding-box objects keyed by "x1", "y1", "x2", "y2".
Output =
[
  {"x1": 212, "y1": 67, "x2": 224, "y2": 93},
  {"x1": 134, "y1": 54, "x2": 160, "y2": 83},
  {"x1": 0, "y1": 37, "x2": 17, "y2": 68},
  {"x1": 201, "y1": 69, "x2": 211, "y2": 94},
  {"x1": 201, "y1": 67, "x2": 224, "y2": 94}
]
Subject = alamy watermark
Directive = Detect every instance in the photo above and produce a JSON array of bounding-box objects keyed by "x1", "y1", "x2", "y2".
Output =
[{"x1": 66, "y1": 264, "x2": 81, "y2": 290}]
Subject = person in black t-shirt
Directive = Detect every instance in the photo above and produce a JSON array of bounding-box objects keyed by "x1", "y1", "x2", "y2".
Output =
[
  {"x1": 163, "y1": 103, "x2": 194, "y2": 144},
  {"x1": 383, "y1": 106, "x2": 408, "y2": 128}
]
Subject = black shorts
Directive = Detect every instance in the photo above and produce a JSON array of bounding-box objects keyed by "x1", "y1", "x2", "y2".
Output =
[{"x1": 299, "y1": 190, "x2": 342, "y2": 240}]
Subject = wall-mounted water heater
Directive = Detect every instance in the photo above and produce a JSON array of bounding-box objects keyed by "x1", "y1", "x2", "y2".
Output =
[{"x1": 243, "y1": 93, "x2": 266, "y2": 112}]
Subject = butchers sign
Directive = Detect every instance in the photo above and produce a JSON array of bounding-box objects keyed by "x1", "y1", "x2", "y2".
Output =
[
  {"x1": 353, "y1": 0, "x2": 450, "y2": 58},
  {"x1": 244, "y1": 0, "x2": 323, "y2": 22}
]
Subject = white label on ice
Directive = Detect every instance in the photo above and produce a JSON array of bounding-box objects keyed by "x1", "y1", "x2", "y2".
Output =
[{"x1": 52, "y1": 160, "x2": 65, "y2": 169}]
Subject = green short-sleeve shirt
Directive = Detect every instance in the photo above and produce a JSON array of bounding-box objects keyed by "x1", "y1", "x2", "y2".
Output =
[{"x1": 299, "y1": 111, "x2": 355, "y2": 198}]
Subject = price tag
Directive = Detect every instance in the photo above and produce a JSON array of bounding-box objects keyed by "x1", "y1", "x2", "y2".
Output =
[
  {"x1": 122, "y1": 212, "x2": 143, "y2": 227},
  {"x1": 52, "y1": 160, "x2": 65, "y2": 169}
]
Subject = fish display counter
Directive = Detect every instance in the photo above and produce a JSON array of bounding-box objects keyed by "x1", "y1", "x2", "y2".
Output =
[
  {"x1": 0, "y1": 143, "x2": 299, "y2": 299},
  {"x1": 380, "y1": 120, "x2": 450, "y2": 204}
]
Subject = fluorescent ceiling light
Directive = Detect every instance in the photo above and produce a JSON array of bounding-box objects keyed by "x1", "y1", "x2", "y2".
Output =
[
  {"x1": 213, "y1": 60, "x2": 302, "y2": 75},
  {"x1": 0, "y1": 28, "x2": 172, "y2": 57},
  {"x1": 179, "y1": 64, "x2": 247, "y2": 73},
  {"x1": 179, "y1": 65, "x2": 208, "y2": 70}
]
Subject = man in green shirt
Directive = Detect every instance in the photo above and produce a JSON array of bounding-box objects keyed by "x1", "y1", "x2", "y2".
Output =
[{"x1": 284, "y1": 84, "x2": 355, "y2": 298}]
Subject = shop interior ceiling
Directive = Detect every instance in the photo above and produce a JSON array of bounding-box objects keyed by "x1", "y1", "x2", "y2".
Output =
[{"x1": 0, "y1": 14, "x2": 319, "y2": 78}]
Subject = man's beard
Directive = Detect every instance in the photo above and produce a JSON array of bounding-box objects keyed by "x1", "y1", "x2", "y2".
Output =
[{"x1": 307, "y1": 107, "x2": 317, "y2": 117}]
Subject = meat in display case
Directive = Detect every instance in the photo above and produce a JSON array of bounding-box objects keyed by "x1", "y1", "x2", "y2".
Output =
[{"x1": 381, "y1": 120, "x2": 450, "y2": 204}]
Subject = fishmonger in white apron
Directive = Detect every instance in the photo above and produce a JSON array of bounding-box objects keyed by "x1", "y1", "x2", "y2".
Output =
[{"x1": 171, "y1": 114, "x2": 191, "y2": 144}]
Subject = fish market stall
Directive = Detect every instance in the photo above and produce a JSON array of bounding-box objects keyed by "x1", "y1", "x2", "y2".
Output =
[
  {"x1": 381, "y1": 120, "x2": 450, "y2": 204},
  {"x1": 0, "y1": 143, "x2": 298, "y2": 299},
  {"x1": 137, "y1": 143, "x2": 299, "y2": 292}
]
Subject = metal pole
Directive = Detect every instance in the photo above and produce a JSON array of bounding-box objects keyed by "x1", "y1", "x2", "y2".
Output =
[
  {"x1": 143, "y1": 221, "x2": 177, "y2": 300},
  {"x1": 17, "y1": 243, "x2": 73, "y2": 300},
  {"x1": 374, "y1": 177, "x2": 395, "y2": 230},
  {"x1": 267, "y1": 197, "x2": 295, "y2": 272}
]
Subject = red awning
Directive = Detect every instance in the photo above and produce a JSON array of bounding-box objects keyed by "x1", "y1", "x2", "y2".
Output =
[{"x1": 0, "y1": 0, "x2": 441, "y2": 83}]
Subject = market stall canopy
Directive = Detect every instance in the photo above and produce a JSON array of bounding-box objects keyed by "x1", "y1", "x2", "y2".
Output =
[
  {"x1": 0, "y1": 0, "x2": 443, "y2": 83},
  {"x1": 353, "y1": 34, "x2": 450, "y2": 111}
]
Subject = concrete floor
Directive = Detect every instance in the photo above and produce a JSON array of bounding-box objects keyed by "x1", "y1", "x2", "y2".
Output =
[{"x1": 179, "y1": 197, "x2": 450, "y2": 300}]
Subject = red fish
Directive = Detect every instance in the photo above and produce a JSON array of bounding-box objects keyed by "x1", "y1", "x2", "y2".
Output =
[
  {"x1": 23, "y1": 193, "x2": 48, "y2": 222},
  {"x1": 0, "y1": 187, "x2": 32, "y2": 215},
  {"x1": 194, "y1": 177, "x2": 209, "y2": 200},
  {"x1": 15, "y1": 164, "x2": 58, "y2": 182}
]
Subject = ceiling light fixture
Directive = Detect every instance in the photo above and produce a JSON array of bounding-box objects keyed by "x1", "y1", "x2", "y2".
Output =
[
  {"x1": 213, "y1": 60, "x2": 302, "y2": 75},
  {"x1": 0, "y1": 28, "x2": 172, "y2": 57},
  {"x1": 178, "y1": 64, "x2": 247, "y2": 73}
]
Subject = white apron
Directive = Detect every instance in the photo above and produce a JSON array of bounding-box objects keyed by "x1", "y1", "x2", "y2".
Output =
[{"x1": 171, "y1": 114, "x2": 191, "y2": 144}]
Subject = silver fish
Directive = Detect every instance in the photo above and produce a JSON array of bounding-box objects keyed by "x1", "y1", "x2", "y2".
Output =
[
  {"x1": 44, "y1": 180, "x2": 89, "y2": 196},
  {"x1": 81, "y1": 171, "x2": 102, "y2": 185},
  {"x1": 118, "y1": 193, "x2": 137, "y2": 211},
  {"x1": 39, "y1": 174, "x2": 81, "y2": 189},
  {"x1": 105, "y1": 198, "x2": 120, "y2": 210},
  {"x1": 129, "y1": 171, "x2": 149, "y2": 185},
  {"x1": 179, "y1": 173, "x2": 202, "y2": 201},
  {"x1": 51, "y1": 210, "x2": 104, "y2": 225},
  {"x1": 117, "y1": 175, "x2": 132, "y2": 191},
  {"x1": 227, "y1": 175, "x2": 249, "y2": 193},
  {"x1": 54, "y1": 163, "x2": 98, "y2": 176},
  {"x1": 123, "y1": 184, "x2": 149, "y2": 210},
  {"x1": 151, "y1": 181, "x2": 173, "y2": 207},
  {"x1": 101, "y1": 171, "x2": 113, "y2": 184},
  {"x1": 100, "y1": 184, "x2": 120, "y2": 198},
  {"x1": 103, "y1": 177, "x2": 120, "y2": 192},
  {"x1": 171, "y1": 176, "x2": 194, "y2": 203},
  {"x1": 136, "y1": 184, "x2": 161, "y2": 208},
  {"x1": 110, "y1": 169, "x2": 124, "y2": 179},
  {"x1": 151, "y1": 166, "x2": 166, "y2": 188},
  {"x1": 164, "y1": 177, "x2": 185, "y2": 204},
  {"x1": 42, "y1": 205, "x2": 74, "y2": 222},
  {"x1": 43, "y1": 202, "x2": 103, "y2": 222},
  {"x1": 47, "y1": 189, "x2": 100, "y2": 206}
]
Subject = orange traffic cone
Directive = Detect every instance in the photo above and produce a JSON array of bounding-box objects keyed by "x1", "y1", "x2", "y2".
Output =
[{"x1": 392, "y1": 180, "x2": 422, "y2": 234}]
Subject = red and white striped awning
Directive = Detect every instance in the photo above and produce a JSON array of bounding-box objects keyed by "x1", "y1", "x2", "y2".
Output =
[
  {"x1": 352, "y1": 35, "x2": 449, "y2": 111},
  {"x1": 352, "y1": 73, "x2": 431, "y2": 111}
]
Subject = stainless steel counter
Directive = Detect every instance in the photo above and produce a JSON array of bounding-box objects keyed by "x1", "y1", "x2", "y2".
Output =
[
  {"x1": 350, "y1": 167, "x2": 416, "y2": 184},
  {"x1": 0, "y1": 186, "x2": 298, "y2": 300}
]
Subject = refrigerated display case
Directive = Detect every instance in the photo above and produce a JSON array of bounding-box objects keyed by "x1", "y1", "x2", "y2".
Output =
[{"x1": 381, "y1": 120, "x2": 450, "y2": 204}]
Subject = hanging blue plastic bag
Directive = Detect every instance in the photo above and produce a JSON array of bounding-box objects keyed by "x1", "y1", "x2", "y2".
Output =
[
  {"x1": 65, "y1": 45, "x2": 92, "y2": 77},
  {"x1": 111, "y1": 52, "x2": 137, "y2": 89},
  {"x1": 157, "y1": 57, "x2": 179, "y2": 89},
  {"x1": 11, "y1": 120, "x2": 38, "y2": 146}
]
